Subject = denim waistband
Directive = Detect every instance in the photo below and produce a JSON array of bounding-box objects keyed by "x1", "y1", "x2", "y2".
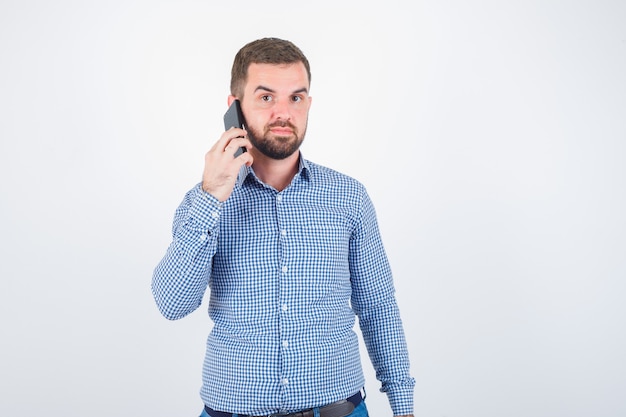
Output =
[{"x1": 204, "y1": 391, "x2": 363, "y2": 417}]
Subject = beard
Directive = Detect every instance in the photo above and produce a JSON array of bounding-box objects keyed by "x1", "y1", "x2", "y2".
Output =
[{"x1": 247, "y1": 119, "x2": 307, "y2": 160}]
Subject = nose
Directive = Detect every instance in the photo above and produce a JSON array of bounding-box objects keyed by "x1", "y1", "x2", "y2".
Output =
[{"x1": 272, "y1": 98, "x2": 291, "y2": 121}]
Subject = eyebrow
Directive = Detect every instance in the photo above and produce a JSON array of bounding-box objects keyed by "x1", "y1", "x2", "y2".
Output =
[{"x1": 254, "y1": 85, "x2": 309, "y2": 95}]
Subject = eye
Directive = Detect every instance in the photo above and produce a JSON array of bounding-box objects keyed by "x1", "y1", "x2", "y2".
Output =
[
  {"x1": 261, "y1": 95, "x2": 273, "y2": 102},
  {"x1": 291, "y1": 95, "x2": 302, "y2": 103}
]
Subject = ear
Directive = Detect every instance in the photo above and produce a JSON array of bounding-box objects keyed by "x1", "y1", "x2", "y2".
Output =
[{"x1": 227, "y1": 95, "x2": 237, "y2": 106}]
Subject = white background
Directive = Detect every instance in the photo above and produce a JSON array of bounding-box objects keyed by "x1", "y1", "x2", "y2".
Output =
[{"x1": 1, "y1": 1, "x2": 625, "y2": 416}]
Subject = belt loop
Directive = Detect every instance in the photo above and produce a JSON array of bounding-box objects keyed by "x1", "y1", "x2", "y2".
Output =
[{"x1": 361, "y1": 387, "x2": 367, "y2": 401}]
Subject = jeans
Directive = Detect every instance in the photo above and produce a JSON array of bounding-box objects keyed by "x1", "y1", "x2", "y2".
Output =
[{"x1": 199, "y1": 400, "x2": 369, "y2": 417}]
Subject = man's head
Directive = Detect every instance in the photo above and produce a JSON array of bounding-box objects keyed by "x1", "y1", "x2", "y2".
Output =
[
  {"x1": 229, "y1": 38, "x2": 312, "y2": 161},
  {"x1": 230, "y1": 37, "x2": 311, "y2": 98}
]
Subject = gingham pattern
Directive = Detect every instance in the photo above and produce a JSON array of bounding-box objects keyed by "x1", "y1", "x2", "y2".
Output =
[{"x1": 152, "y1": 157, "x2": 415, "y2": 416}]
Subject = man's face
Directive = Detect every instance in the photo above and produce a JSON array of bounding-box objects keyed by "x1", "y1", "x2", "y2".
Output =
[{"x1": 239, "y1": 62, "x2": 312, "y2": 160}]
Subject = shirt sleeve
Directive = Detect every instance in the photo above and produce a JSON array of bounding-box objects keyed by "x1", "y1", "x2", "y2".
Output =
[
  {"x1": 348, "y1": 188, "x2": 415, "y2": 416},
  {"x1": 151, "y1": 183, "x2": 222, "y2": 320}
]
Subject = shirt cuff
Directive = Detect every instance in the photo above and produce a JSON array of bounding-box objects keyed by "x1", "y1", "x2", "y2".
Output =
[
  {"x1": 186, "y1": 183, "x2": 222, "y2": 233},
  {"x1": 383, "y1": 378, "x2": 415, "y2": 416}
]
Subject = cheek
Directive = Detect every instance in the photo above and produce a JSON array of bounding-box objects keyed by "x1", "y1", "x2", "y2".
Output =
[
  {"x1": 292, "y1": 104, "x2": 309, "y2": 119},
  {"x1": 244, "y1": 114, "x2": 266, "y2": 131},
  {"x1": 296, "y1": 110, "x2": 310, "y2": 129}
]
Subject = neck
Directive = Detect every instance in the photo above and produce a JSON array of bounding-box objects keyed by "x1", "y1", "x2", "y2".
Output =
[{"x1": 251, "y1": 150, "x2": 300, "y2": 191}]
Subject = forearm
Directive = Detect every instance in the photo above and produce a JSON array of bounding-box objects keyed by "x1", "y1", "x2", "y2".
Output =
[
  {"x1": 152, "y1": 184, "x2": 221, "y2": 320},
  {"x1": 349, "y1": 190, "x2": 415, "y2": 415},
  {"x1": 358, "y1": 296, "x2": 415, "y2": 416}
]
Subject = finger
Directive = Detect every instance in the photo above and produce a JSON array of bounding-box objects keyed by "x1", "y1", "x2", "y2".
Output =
[
  {"x1": 224, "y1": 137, "x2": 252, "y2": 154},
  {"x1": 225, "y1": 127, "x2": 247, "y2": 140},
  {"x1": 209, "y1": 128, "x2": 247, "y2": 152}
]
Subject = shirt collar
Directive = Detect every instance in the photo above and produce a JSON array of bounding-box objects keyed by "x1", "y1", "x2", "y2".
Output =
[{"x1": 236, "y1": 152, "x2": 311, "y2": 187}]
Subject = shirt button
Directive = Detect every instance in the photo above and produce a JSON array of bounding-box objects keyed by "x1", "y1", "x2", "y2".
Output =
[
  {"x1": 282, "y1": 340, "x2": 289, "y2": 348},
  {"x1": 281, "y1": 266, "x2": 288, "y2": 273},
  {"x1": 281, "y1": 378, "x2": 289, "y2": 385},
  {"x1": 211, "y1": 212, "x2": 219, "y2": 219},
  {"x1": 281, "y1": 229, "x2": 287, "y2": 236},
  {"x1": 277, "y1": 195, "x2": 282, "y2": 203},
  {"x1": 281, "y1": 304, "x2": 288, "y2": 312},
  {"x1": 199, "y1": 235, "x2": 207, "y2": 241}
]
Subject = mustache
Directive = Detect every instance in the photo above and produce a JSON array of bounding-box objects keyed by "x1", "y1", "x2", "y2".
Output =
[{"x1": 268, "y1": 120, "x2": 297, "y2": 130}]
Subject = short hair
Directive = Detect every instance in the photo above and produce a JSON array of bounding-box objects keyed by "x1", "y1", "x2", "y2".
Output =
[{"x1": 230, "y1": 37, "x2": 311, "y2": 98}]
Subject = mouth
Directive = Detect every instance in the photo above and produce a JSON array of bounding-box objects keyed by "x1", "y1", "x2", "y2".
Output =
[
  {"x1": 270, "y1": 127, "x2": 294, "y2": 136},
  {"x1": 267, "y1": 121, "x2": 296, "y2": 137}
]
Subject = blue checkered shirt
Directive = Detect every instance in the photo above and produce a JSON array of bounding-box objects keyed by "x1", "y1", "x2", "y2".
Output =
[{"x1": 152, "y1": 157, "x2": 414, "y2": 416}]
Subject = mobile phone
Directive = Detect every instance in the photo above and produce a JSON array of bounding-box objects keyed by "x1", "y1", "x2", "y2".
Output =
[{"x1": 223, "y1": 99, "x2": 247, "y2": 157}]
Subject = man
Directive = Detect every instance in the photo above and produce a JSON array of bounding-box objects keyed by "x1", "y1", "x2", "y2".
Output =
[{"x1": 152, "y1": 37, "x2": 415, "y2": 417}]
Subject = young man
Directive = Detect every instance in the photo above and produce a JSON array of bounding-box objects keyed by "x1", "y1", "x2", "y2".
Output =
[{"x1": 152, "y1": 37, "x2": 415, "y2": 417}]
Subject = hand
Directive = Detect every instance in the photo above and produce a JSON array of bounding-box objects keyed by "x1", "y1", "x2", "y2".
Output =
[{"x1": 201, "y1": 127, "x2": 253, "y2": 202}]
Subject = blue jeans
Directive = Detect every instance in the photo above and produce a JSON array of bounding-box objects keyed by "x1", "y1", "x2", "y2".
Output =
[{"x1": 199, "y1": 400, "x2": 369, "y2": 417}]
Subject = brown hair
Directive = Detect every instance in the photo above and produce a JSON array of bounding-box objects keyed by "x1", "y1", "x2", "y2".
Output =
[{"x1": 230, "y1": 37, "x2": 311, "y2": 98}]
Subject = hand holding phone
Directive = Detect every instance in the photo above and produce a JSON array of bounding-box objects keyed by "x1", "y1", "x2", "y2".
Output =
[{"x1": 223, "y1": 100, "x2": 247, "y2": 157}]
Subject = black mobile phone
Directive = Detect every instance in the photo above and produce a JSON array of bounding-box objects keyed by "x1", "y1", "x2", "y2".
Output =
[{"x1": 223, "y1": 99, "x2": 247, "y2": 157}]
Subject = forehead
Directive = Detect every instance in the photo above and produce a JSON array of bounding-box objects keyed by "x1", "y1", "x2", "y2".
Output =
[{"x1": 245, "y1": 62, "x2": 310, "y2": 93}]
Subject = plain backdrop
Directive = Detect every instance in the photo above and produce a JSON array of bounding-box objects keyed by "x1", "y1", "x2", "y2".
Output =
[{"x1": 1, "y1": 1, "x2": 625, "y2": 416}]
